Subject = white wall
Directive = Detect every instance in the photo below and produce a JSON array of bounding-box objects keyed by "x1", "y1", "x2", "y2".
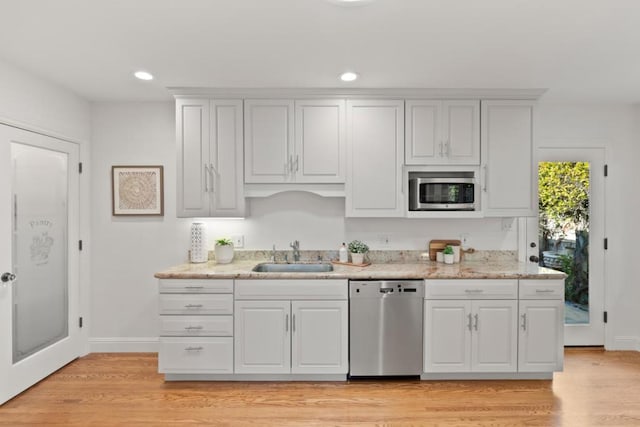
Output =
[
  {"x1": 89, "y1": 100, "x2": 640, "y2": 352},
  {"x1": 0, "y1": 60, "x2": 90, "y2": 142},
  {"x1": 538, "y1": 102, "x2": 640, "y2": 351},
  {"x1": 0, "y1": 59, "x2": 92, "y2": 355}
]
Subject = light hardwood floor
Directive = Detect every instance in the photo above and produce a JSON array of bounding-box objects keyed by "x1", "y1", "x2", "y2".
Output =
[{"x1": 1, "y1": 348, "x2": 639, "y2": 426}]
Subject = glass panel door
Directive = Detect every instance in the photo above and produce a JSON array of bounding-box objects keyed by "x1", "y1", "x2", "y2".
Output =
[
  {"x1": 0, "y1": 125, "x2": 80, "y2": 405},
  {"x1": 12, "y1": 143, "x2": 69, "y2": 362},
  {"x1": 534, "y1": 148, "x2": 605, "y2": 346}
]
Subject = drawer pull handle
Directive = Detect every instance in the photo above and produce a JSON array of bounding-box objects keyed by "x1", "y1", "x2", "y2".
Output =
[
  {"x1": 185, "y1": 304, "x2": 204, "y2": 308},
  {"x1": 535, "y1": 289, "x2": 555, "y2": 293},
  {"x1": 184, "y1": 326, "x2": 204, "y2": 330},
  {"x1": 473, "y1": 314, "x2": 479, "y2": 331},
  {"x1": 185, "y1": 286, "x2": 204, "y2": 289},
  {"x1": 185, "y1": 346, "x2": 203, "y2": 351},
  {"x1": 467, "y1": 313, "x2": 472, "y2": 331},
  {"x1": 464, "y1": 289, "x2": 483, "y2": 293}
]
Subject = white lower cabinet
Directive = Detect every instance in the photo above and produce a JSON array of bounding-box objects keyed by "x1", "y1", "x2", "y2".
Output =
[
  {"x1": 518, "y1": 280, "x2": 564, "y2": 372},
  {"x1": 424, "y1": 279, "x2": 563, "y2": 377},
  {"x1": 234, "y1": 299, "x2": 348, "y2": 375},
  {"x1": 424, "y1": 299, "x2": 517, "y2": 373},
  {"x1": 233, "y1": 279, "x2": 348, "y2": 375},
  {"x1": 158, "y1": 279, "x2": 235, "y2": 375}
]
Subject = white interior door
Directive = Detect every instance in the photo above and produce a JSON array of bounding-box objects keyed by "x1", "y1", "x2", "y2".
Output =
[
  {"x1": 0, "y1": 125, "x2": 81, "y2": 405},
  {"x1": 525, "y1": 147, "x2": 605, "y2": 346}
]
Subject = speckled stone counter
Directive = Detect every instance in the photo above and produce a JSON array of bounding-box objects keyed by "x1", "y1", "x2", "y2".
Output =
[{"x1": 154, "y1": 258, "x2": 565, "y2": 281}]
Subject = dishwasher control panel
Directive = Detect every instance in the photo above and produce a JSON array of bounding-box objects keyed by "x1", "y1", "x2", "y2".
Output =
[{"x1": 349, "y1": 280, "x2": 425, "y2": 298}]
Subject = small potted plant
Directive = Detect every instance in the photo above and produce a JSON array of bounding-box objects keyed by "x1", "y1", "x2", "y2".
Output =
[
  {"x1": 443, "y1": 245, "x2": 454, "y2": 265},
  {"x1": 348, "y1": 240, "x2": 369, "y2": 265},
  {"x1": 214, "y1": 238, "x2": 234, "y2": 264}
]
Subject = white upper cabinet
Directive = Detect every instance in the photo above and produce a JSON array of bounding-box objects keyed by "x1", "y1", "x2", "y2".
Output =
[
  {"x1": 405, "y1": 100, "x2": 479, "y2": 165},
  {"x1": 346, "y1": 99, "x2": 405, "y2": 217},
  {"x1": 481, "y1": 100, "x2": 536, "y2": 217},
  {"x1": 244, "y1": 99, "x2": 345, "y2": 184},
  {"x1": 294, "y1": 100, "x2": 346, "y2": 183},
  {"x1": 244, "y1": 99, "x2": 294, "y2": 183},
  {"x1": 176, "y1": 99, "x2": 244, "y2": 217}
]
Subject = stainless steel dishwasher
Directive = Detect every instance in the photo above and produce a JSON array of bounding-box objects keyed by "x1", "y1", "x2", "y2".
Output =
[{"x1": 349, "y1": 280, "x2": 424, "y2": 377}]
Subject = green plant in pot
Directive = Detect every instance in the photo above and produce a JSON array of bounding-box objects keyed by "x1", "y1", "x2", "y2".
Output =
[
  {"x1": 214, "y1": 238, "x2": 234, "y2": 264},
  {"x1": 348, "y1": 240, "x2": 369, "y2": 265},
  {"x1": 443, "y1": 245, "x2": 455, "y2": 264}
]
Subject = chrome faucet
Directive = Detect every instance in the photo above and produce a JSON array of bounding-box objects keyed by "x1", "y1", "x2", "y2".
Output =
[{"x1": 290, "y1": 240, "x2": 300, "y2": 262}]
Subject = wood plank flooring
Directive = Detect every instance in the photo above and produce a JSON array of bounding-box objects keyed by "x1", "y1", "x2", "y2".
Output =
[{"x1": 1, "y1": 348, "x2": 639, "y2": 426}]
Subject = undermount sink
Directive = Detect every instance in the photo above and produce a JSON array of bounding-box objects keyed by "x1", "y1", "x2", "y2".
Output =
[{"x1": 252, "y1": 262, "x2": 334, "y2": 273}]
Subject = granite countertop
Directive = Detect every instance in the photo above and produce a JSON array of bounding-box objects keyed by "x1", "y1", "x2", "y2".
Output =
[{"x1": 154, "y1": 258, "x2": 565, "y2": 280}]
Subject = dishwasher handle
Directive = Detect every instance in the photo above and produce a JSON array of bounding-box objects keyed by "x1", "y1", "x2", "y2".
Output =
[{"x1": 379, "y1": 288, "x2": 394, "y2": 294}]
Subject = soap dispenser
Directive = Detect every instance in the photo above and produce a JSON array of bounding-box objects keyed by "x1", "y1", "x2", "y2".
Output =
[{"x1": 339, "y1": 242, "x2": 348, "y2": 263}]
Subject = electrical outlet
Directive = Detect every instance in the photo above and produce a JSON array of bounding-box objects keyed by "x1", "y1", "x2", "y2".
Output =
[
  {"x1": 501, "y1": 218, "x2": 514, "y2": 232},
  {"x1": 460, "y1": 233, "x2": 470, "y2": 247},
  {"x1": 232, "y1": 235, "x2": 244, "y2": 248}
]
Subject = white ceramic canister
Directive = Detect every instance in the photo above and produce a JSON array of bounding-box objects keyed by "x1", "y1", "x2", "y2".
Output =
[{"x1": 190, "y1": 222, "x2": 208, "y2": 263}]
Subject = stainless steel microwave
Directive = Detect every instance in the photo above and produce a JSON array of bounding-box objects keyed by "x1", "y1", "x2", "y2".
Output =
[{"x1": 409, "y1": 177, "x2": 476, "y2": 211}]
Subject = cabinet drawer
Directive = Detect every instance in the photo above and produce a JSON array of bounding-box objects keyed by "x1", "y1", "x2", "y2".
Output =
[
  {"x1": 159, "y1": 337, "x2": 233, "y2": 374},
  {"x1": 519, "y1": 279, "x2": 564, "y2": 299},
  {"x1": 159, "y1": 279, "x2": 233, "y2": 294},
  {"x1": 160, "y1": 315, "x2": 233, "y2": 337},
  {"x1": 159, "y1": 294, "x2": 233, "y2": 315},
  {"x1": 235, "y1": 279, "x2": 348, "y2": 300},
  {"x1": 425, "y1": 279, "x2": 517, "y2": 299}
]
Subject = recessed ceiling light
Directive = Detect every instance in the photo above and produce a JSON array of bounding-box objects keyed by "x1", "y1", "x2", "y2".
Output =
[
  {"x1": 340, "y1": 72, "x2": 359, "y2": 82},
  {"x1": 134, "y1": 71, "x2": 154, "y2": 81}
]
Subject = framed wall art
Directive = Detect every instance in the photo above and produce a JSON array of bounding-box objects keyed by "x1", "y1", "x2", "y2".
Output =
[{"x1": 111, "y1": 165, "x2": 164, "y2": 216}]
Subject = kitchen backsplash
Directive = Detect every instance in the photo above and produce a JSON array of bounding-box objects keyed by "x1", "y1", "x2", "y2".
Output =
[{"x1": 206, "y1": 249, "x2": 518, "y2": 263}]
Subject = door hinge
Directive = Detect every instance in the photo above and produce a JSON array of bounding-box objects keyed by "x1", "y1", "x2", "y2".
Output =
[
  {"x1": 604, "y1": 164, "x2": 608, "y2": 177},
  {"x1": 79, "y1": 317, "x2": 83, "y2": 328},
  {"x1": 603, "y1": 311, "x2": 608, "y2": 323},
  {"x1": 79, "y1": 162, "x2": 83, "y2": 174},
  {"x1": 604, "y1": 238, "x2": 608, "y2": 250},
  {"x1": 79, "y1": 240, "x2": 83, "y2": 251}
]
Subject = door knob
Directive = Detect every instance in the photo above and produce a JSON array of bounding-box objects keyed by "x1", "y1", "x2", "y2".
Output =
[
  {"x1": 1, "y1": 272, "x2": 16, "y2": 283},
  {"x1": 529, "y1": 255, "x2": 539, "y2": 263}
]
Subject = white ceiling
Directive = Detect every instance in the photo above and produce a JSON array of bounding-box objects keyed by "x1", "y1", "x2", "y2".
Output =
[{"x1": 2, "y1": 0, "x2": 639, "y2": 103}]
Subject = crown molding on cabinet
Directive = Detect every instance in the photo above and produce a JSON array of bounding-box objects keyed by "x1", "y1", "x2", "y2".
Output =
[{"x1": 168, "y1": 87, "x2": 547, "y2": 100}]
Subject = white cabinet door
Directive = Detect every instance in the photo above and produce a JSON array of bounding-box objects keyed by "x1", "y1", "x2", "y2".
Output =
[
  {"x1": 405, "y1": 100, "x2": 441, "y2": 165},
  {"x1": 518, "y1": 299, "x2": 564, "y2": 372},
  {"x1": 291, "y1": 300, "x2": 348, "y2": 374},
  {"x1": 176, "y1": 99, "x2": 210, "y2": 217},
  {"x1": 481, "y1": 100, "x2": 536, "y2": 216},
  {"x1": 405, "y1": 100, "x2": 479, "y2": 165},
  {"x1": 294, "y1": 100, "x2": 346, "y2": 183},
  {"x1": 471, "y1": 300, "x2": 518, "y2": 372},
  {"x1": 443, "y1": 100, "x2": 480, "y2": 165},
  {"x1": 210, "y1": 99, "x2": 245, "y2": 216},
  {"x1": 234, "y1": 300, "x2": 291, "y2": 374},
  {"x1": 424, "y1": 300, "x2": 471, "y2": 372},
  {"x1": 244, "y1": 99, "x2": 294, "y2": 183},
  {"x1": 176, "y1": 99, "x2": 244, "y2": 217},
  {"x1": 346, "y1": 100, "x2": 405, "y2": 217}
]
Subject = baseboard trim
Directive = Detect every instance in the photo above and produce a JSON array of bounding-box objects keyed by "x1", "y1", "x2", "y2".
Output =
[
  {"x1": 611, "y1": 336, "x2": 640, "y2": 351},
  {"x1": 89, "y1": 337, "x2": 159, "y2": 353}
]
